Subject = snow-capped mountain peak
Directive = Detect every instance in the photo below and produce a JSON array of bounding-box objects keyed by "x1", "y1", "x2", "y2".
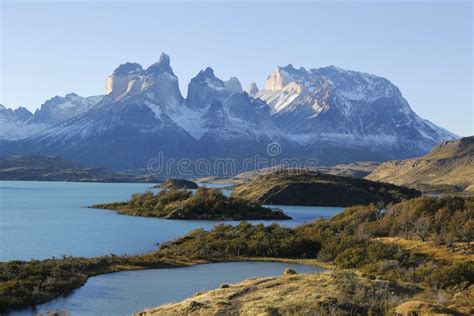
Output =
[
  {"x1": 0, "y1": 92, "x2": 103, "y2": 141},
  {"x1": 30, "y1": 93, "x2": 103, "y2": 125},
  {"x1": 0, "y1": 105, "x2": 36, "y2": 140},
  {"x1": 257, "y1": 64, "x2": 456, "y2": 157}
]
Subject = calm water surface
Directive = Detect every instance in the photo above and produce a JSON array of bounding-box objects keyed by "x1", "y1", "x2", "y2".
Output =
[
  {"x1": 0, "y1": 181, "x2": 344, "y2": 261},
  {"x1": 12, "y1": 261, "x2": 325, "y2": 316}
]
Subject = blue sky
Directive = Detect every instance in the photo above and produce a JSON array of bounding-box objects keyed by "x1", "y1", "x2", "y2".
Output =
[{"x1": 1, "y1": 1, "x2": 472, "y2": 136}]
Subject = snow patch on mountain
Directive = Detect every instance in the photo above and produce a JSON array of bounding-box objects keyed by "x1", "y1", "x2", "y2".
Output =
[{"x1": 0, "y1": 93, "x2": 102, "y2": 140}]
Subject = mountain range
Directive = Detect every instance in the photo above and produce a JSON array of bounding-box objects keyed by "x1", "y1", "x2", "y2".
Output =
[{"x1": 0, "y1": 53, "x2": 456, "y2": 171}]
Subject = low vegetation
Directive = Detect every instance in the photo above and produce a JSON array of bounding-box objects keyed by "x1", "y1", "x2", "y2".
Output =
[
  {"x1": 155, "y1": 178, "x2": 198, "y2": 189},
  {"x1": 159, "y1": 222, "x2": 319, "y2": 259},
  {"x1": 92, "y1": 187, "x2": 291, "y2": 220},
  {"x1": 156, "y1": 196, "x2": 474, "y2": 314},
  {"x1": 231, "y1": 169, "x2": 421, "y2": 206},
  {"x1": 162, "y1": 196, "x2": 473, "y2": 287}
]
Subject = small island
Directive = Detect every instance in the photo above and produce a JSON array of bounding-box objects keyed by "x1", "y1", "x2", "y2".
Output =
[
  {"x1": 91, "y1": 187, "x2": 291, "y2": 220},
  {"x1": 155, "y1": 178, "x2": 199, "y2": 189}
]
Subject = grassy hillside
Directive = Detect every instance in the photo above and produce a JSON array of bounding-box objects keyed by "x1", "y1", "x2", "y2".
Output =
[
  {"x1": 366, "y1": 136, "x2": 474, "y2": 193},
  {"x1": 231, "y1": 169, "x2": 420, "y2": 207}
]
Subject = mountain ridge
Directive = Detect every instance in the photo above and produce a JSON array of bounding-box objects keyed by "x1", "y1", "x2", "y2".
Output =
[{"x1": 0, "y1": 53, "x2": 457, "y2": 171}]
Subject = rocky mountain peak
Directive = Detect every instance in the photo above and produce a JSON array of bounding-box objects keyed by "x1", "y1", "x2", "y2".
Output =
[
  {"x1": 105, "y1": 53, "x2": 182, "y2": 104},
  {"x1": 185, "y1": 68, "x2": 226, "y2": 109},
  {"x1": 247, "y1": 82, "x2": 259, "y2": 96},
  {"x1": 145, "y1": 52, "x2": 174, "y2": 76},
  {"x1": 13, "y1": 107, "x2": 33, "y2": 120},
  {"x1": 194, "y1": 67, "x2": 218, "y2": 81},
  {"x1": 265, "y1": 64, "x2": 308, "y2": 91},
  {"x1": 224, "y1": 77, "x2": 243, "y2": 93},
  {"x1": 265, "y1": 68, "x2": 288, "y2": 91},
  {"x1": 112, "y1": 62, "x2": 143, "y2": 76},
  {"x1": 281, "y1": 64, "x2": 307, "y2": 73}
]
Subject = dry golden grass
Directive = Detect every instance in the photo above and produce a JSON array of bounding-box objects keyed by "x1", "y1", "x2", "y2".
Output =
[
  {"x1": 135, "y1": 273, "x2": 342, "y2": 316},
  {"x1": 373, "y1": 237, "x2": 474, "y2": 263},
  {"x1": 394, "y1": 300, "x2": 459, "y2": 316},
  {"x1": 240, "y1": 256, "x2": 335, "y2": 270},
  {"x1": 136, "y1": 270, "x2": 471, "y2": 316},
  {"x1": 465, "y1": 184, "x2": 474, "y2": 193}
]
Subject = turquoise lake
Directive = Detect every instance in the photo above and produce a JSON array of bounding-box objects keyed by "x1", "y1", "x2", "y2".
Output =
[{"x1": 0, "y1": 181, "x2": 344, "y2": 261}]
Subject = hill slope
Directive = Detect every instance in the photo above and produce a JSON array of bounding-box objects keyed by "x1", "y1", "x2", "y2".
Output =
[
  {"x1": 366, "y1": 136, "x2": 474, "y2": 193},
  {"x1": 231, "y1": 169, "x2": 420, "y2": 206}
]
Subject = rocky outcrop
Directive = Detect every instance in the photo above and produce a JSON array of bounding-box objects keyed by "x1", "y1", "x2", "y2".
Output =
[
  {"x1": 223, "y1": 77, "x2": 243, "y2": 93},
  {"x1": 104, "y1": 53, "x2": 184, "y2": 112},
  {"x1": 264, "y1": 65, "x2": 300, "y2": 90},
  {"x1": 105, "y1": 62, "x2": 143, "y2": 97},
  {"x1": 247, "y1": 82, "x2": 259, "y2": 96},
  {"x1": 185, "y1": 67, "x2": 227, "y2": 109}
]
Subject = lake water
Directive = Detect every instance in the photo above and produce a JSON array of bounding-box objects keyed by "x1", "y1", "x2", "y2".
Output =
[
  {"x1": 11, "y1": 261, "x2": 325, "y2": 316},
  {"x1": 0, "y1": 181, "x2": 344, "y2": 261}
]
